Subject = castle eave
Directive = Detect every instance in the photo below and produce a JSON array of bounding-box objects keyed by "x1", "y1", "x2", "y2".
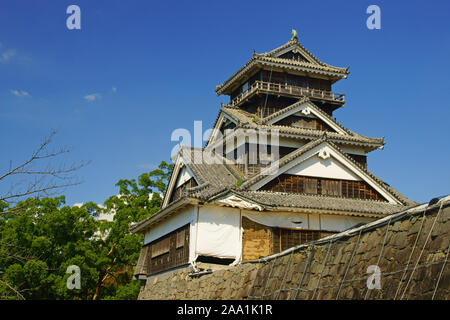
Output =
[{"x1": 216, "y1": 57, "x2": 348, "y2": 96}]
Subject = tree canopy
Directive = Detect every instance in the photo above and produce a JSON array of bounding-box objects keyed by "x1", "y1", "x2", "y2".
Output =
[{"x1": 0, "y1": 161, "x2": 173, "y2": 300}]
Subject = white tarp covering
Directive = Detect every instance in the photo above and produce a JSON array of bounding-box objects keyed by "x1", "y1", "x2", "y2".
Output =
[
  {"x1": 195, "y1": 206, "x2": 241, "y2": 260},
  {"x1": 242, "y1": 210, "x2": 309, "y2": 229},
  {"x1": 143, "y1": 206, "x2": 195, "y2": 245}
]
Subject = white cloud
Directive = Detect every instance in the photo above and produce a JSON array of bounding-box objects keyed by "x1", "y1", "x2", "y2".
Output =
[
  {"x1": 112, "y1": 86, "x2": 117, "y2": 93},
  {"x1": 10, "y1": 89, "x2": 31, "y2": 97},
  {"x1": 0, "y1": 43, "x2": 16, "y2": 63},
  {"x1": 84, "y1": 93, "x2": 102, "y2": 102},
  {"x1": 1, "y1": 49, "x2": 16, "y2": 63}
]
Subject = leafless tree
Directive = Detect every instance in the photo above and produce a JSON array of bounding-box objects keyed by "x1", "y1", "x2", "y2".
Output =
[
  {"x1": 0, "y1": 130, "x2": 89, "y2": 299},
  {"x1": 0, "y1": 130, "x2": 89, "y2": 216}
]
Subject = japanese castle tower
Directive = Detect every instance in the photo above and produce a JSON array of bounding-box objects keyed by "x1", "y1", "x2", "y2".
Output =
[{"x1": 132, "y1": 31, "x2": 415, "y2": 279}]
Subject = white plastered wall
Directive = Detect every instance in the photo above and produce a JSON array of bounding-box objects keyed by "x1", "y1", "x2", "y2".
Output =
[
  {"x1": 175, "y1": 166, "x2": 194, "y2": 188},
  {"x1": 286, "y1": 154, "x2": 361, "y2": 181},
  {"x1": 320, "y1": 214, "x2": 372, "y2": 232},
  {"x1": 242, "y1": 210, "x2": 308, "y2": 229},
  {"x1": 242, "y1": 210, "x2": 372, "y2": 232}
]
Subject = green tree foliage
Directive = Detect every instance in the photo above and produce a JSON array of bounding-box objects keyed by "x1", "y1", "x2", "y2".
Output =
[
  {"x1": 0, "y1": 197, "x2": 100, "y2": 299},
  {"x1": 0, "y1": 161, "x2": 173, "y2": 300}
]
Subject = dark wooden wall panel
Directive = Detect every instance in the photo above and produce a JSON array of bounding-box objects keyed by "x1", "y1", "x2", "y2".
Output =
[
  {"x1": 169, "y1": 177, "x2": 198, "y2": 204},
  {"x1": 272, "y1": 228, "x2": 334, "y2": 253},
  {"x1": 146, "y1": 224, "x2": 190, "y2": 276},
  {"x1": 261, "y1": 174, "x2": 385, "y2": 201}
]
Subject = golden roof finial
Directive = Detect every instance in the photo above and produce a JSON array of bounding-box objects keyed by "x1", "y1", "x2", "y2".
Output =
[{"x1": 291, "y1": 28, "x2": 298, "y2": 41}]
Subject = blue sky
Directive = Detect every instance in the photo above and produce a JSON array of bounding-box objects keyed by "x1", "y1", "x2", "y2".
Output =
[{"x1": 0, "y1": 0, "x2": 449, "y2": 205}]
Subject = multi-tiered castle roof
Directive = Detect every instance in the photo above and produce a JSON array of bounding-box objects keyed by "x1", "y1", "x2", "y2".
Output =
[{"x1": 132, "y1": 32, "x2": 415, "y2": 236}]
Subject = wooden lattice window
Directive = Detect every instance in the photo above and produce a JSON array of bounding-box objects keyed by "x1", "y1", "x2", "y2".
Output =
[
  {"x1": 261, "y1": 174, "x2": 385, "y2": 201},
  {"x1": 151, "y1": 237, "x2": 170, "y2": 258},
  {"x1": 176, "y1": 229, "x2": 185, "y2": 248},
  {"x1": 146, "y1": 224, "x2": 190, "y2": 276},
  {"x1": 303, "y1": 177, "x2": 318, "y2": 194},
  {"x1": 321, "y1": 179, "x2": 342, "y2": 196},
  {"x1": 272, "y1": 228, "x2": 335, "y2": 253}
]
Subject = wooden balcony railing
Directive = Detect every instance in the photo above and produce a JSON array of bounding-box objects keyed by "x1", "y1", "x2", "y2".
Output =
[{"x1": 230, "y1": 80, "x2": 345, "y2": 107}]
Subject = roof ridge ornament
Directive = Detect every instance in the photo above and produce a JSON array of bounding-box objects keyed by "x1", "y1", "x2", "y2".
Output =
[
  {"x1": 291, "y1": 28, "x2": 298, "y2": 42},
  {"x1": 301, "y1": 106, "x2": 311, "y2": 116},
  {"x1": 318, "y1": 148, "x2": 331, "y2": 160}
]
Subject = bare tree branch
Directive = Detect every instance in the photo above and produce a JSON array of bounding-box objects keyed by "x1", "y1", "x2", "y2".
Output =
[
  {"x1": 0, "y1": 130, "x2": 90, "y2": 205},
  {"x1": 0, "y1": 180, "x2": 82, "y2": 203},
  {"x1": 0, "y1": 130, "x2": 90, "y2": 299}
]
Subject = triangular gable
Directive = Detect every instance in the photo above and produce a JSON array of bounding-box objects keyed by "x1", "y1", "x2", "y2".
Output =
[
  {"x1": 175, "y1": 166, "x2": 194, "y2": 188},
  {"x1": 263, "y1": 100, "x2": 348, "y2": 135},
  {"x1": 273, "y1": 113, "x2": 335, "y2": 133},
  {"x1": 247, "y1": 140, "x2": 402, "y2": 204},
  {"x1": 278, "y1": 51, "x2": 310, "y2": 63},
  {"x1": 162, "y1": 153, "x2": 200, "y2": 208},
  {"x1": 285, "y1": 152, "x2": 361, "y2": 181},
  {"x1": 206, "y1": 111, "x2": 239, "y2": 147},
  {"x1": 266, "y1": 41, "x2": 321, "y2": 65}
]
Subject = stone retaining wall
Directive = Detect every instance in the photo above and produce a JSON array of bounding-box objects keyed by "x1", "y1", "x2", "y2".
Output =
[{"x1": 139, "y1": 199, "x2": 449, "y2": 300}]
